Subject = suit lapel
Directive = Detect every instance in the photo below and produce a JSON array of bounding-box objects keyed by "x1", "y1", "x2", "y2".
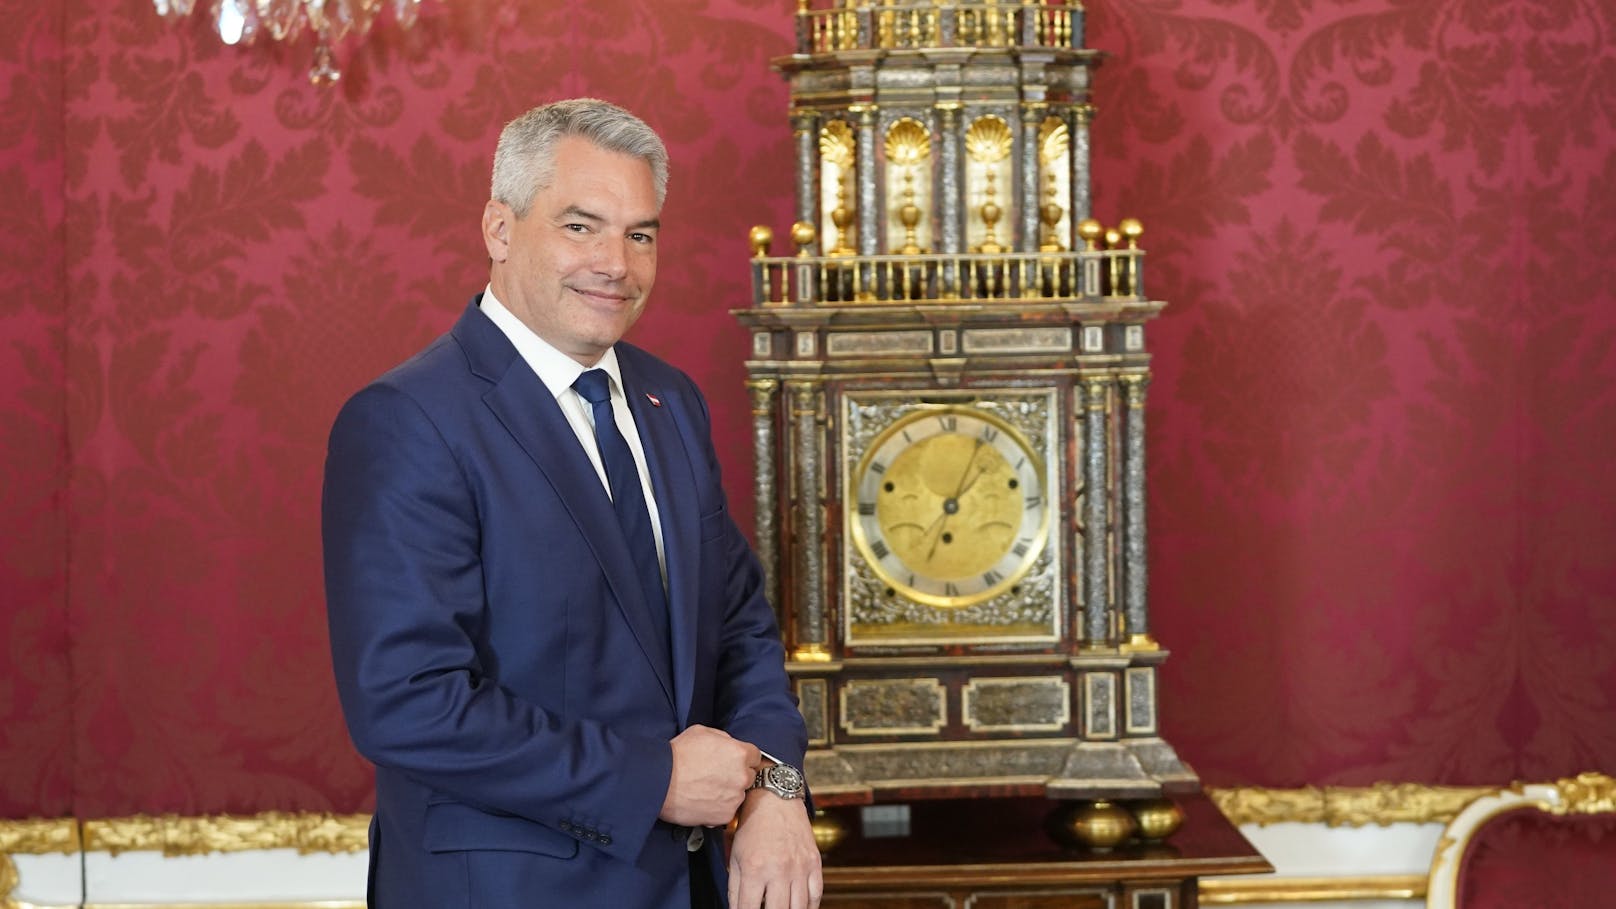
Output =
[
  {"x1": 455, "y1": 304, "x2": 676, "y2": 710},
  {"x1": 619, "y1": 353, "x2": 700, "y2": 725}
]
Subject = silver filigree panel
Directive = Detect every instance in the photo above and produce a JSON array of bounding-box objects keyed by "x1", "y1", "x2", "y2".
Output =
[
  {"x1": 826, "y1": 330, "x2": 934, "y2": 357},
  {"x1": 962, "y1": 676, "x2": 1070, "y2": 732},
  {"x1": 1125, "y1": 666, "x2": 1156, "y2": 735},
  {"x1": 840, "y1": 678, "x2": 947, "y2": 735},
  {"x1": 798, "y1": 678, "x2": 829, "y2": 745},
  {"x1": 960, "y1": 326, "x2": 1072, "y2": 354},
  {"x1": 1083, "y1": 671, "x2": 1116, "y2": 740}
]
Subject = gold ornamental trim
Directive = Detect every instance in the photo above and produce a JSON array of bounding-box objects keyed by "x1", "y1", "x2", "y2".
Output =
[
  {"x1": 0, "y1": 820, "x2": 78, "y2": 856},
  {"x1": 1209, "y1": 782, "x2": 1488, "y2": 827},
  {"x1": 2, "y1": 776, "x2": 1609, "y2": 860},
  {"x1": 1199, "y1": 874, "x2": 1425, "y2": 904},
  {"x1": 87, "y1": 903, "x2": 364, "y2": 909},
  {"x1": 79, "y1": 812, "x2": 368, "y2": 857},
  {"x1": 1543, "y1": 769, "x2": 1616, "y2": 814},
  {"x1": 1, "y1": 853, "x2": 16, "y2": 909},
  {"x1": 964, "y1": 115, "x2": 1011, "y2": 164},
  {"x1": 1426, "y1": 772, "x2": 1616, "y2": 907}
]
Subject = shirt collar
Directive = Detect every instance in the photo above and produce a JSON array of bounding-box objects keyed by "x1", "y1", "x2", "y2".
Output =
[{"x1": 479, "y1": 285, "x2": 623, "y2": 400}]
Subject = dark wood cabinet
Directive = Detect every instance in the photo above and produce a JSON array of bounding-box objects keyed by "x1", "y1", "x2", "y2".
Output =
[{"x1": 818, "y1": 795, "x2": 1270, "y2": 908}]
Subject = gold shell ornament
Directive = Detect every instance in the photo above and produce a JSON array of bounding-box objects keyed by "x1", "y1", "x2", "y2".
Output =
[
  {"x1": 819, "y1": 119, "x2": 856, "y2": 169},
  {"x1": 884, "y1": 117, "x2": 931, "y2": 167},
  {"x1": 965, "y1": 115, "x2": 1012, "y2": 164}
]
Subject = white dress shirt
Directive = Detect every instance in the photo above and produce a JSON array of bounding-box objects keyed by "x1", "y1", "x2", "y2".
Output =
[{"x1": 479, "y1": 288, "x2": 667, "y2": 585}]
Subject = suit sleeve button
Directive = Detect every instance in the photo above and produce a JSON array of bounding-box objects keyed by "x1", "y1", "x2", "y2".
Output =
[{"x1": 600, "y1": 834, "x2": 612, "y2": 846}]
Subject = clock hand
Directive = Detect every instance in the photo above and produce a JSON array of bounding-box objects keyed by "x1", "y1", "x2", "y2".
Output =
[
  {"x1": 946, "y1": 439, "x2": 986, "y2": 499},
  {"x1": 955, "y1": 462, "x2": 991, "y2": 497},
  {"x1": 923, "y1": 440, "x2": 989, "y2": 563},
  {"x1": 915, "y1": 510, "x2": 948, "y2": 544}
]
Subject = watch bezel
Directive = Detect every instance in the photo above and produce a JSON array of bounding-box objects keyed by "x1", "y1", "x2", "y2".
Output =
[{"x1": 755, "y1": 761, "x2": 806, "y2": 799}]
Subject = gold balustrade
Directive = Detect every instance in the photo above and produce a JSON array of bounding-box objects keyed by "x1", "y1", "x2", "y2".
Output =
[
  {"x1": 796, "y1": 1, "x2": 1080, "y2": 54},
  {"x1": 748, "y1": 248, "x2": 1143, "y2": 307}
]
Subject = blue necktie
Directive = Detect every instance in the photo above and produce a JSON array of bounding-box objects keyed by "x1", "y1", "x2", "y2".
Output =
[{"x1": 572, "y1": 369, "x2": 670, "y2": 653}]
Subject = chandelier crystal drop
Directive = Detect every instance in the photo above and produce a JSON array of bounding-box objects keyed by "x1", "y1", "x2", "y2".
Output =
[{"x1": 153, "y1": 0, "x2": 427, "y2": 84}]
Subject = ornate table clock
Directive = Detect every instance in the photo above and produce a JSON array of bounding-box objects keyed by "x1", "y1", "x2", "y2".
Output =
[{"x1": 736, "y1": 0, "x2": 1198, "y2": 841}]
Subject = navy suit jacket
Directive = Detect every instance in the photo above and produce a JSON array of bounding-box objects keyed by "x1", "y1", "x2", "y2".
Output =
[{"x1": 323, "y1": 300, "x2": 806, "y2": 908}]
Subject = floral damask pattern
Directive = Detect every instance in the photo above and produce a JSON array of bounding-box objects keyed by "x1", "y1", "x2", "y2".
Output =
[
  {"x1": 1092, "y1": 0, "x2": 1616, "y2": 786},
  {"x1": 0, "y1": 0, "x2": 71, "y2": 819},
  {"x1": 0, "y1": 0, "x2": 1611, "y2": 817}
]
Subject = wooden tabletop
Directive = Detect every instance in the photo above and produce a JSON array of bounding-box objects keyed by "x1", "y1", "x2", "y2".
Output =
[{"x1": 819, "y1": 793, "x2": 1272, "y2": 890}]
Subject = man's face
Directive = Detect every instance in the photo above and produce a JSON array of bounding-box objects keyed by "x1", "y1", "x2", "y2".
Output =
[{"x1": 484, "y1": 136, "x2": 660, "y2": 366}]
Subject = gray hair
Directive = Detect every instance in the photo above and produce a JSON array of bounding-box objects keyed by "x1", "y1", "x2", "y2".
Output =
[{"x1": 490, "y1": 98, "x2": 670, "y2": 217}]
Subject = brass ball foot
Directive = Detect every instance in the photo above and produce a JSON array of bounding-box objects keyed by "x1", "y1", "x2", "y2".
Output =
[
  {"x1": 1129, "y1": 798, "x2": 1184, "y2": 842},
  {"x1": 1045, "y1": 799, "x2": 1138, "y2": 851},
  {"x1": 810, "y1": 809, "x2": 848, "y2": 854}
]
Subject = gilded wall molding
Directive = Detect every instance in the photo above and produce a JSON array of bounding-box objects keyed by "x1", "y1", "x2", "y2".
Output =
[
  {"x1": 0, "y1": 820, "x2": 78, "y2": 856},
  {"x1": 1209, "y1": 782, "x2": 1491, "y2": 827},
  {"x1": 78, "y1": 812, "x2": 368, "y2": 857},
  {"x1": 4, "y1": 776, "x2": 1611, "y2": 907},
  {"x1": 0, "y1": 783, "x2": 1525, "y2": 862},
  {"x1": 1, "y1": 778, "x2": 1605, "y2": 860},
  {"x1": 1, "y1": 853, "x2": 16, "y2": 909}
]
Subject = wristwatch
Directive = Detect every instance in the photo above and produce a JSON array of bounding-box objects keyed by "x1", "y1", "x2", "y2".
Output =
[{"x1": 751, "y1": 750, "x2": 806, "y2": 800}]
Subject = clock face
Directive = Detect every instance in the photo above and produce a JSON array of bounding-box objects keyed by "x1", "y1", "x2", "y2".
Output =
[{"x1": 850, "y1": 406, "x2": 1049, "y2": 608}]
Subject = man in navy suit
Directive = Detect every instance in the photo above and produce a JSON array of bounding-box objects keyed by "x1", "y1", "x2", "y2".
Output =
[{"x1": 323, "y1": 98, "x2": 821, "y2": 908}]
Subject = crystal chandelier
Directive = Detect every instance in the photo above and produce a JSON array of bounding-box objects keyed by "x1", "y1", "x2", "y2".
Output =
[{"x1": 153, "y1": 0, "x2": 425, "y2": 84}]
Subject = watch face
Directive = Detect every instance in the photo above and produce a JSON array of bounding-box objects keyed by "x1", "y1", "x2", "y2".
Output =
[
  {"x1": 763, "y1": 763, "x2": 805, "y2": 797},
  {"x1": 851, "y1": 406, "x2": 1049, "y2": 609}
]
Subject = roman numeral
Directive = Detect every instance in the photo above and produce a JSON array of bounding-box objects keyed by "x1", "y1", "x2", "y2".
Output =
[
  {"x1": 1024, "y1": 495, "x2": 1042, "y2": 509},
  {"x1": 982, "y1": 569, "x2": 1002, "y2": 586},
  {"x1": 944, "y1": 582, "x2": 959, "y2": 597},
  {"x1": 979, "y1": 425, "x2": 999, "y2": 442},
  {"x1": 1012, "y1": 539, "x2": 1031, "y2": 557},
  {"x1": 869, "y1": 460, "x2": 886, "y2": 474},
  {"x1": 938, "y1": 415, "x2": 957, "y2": 432},
  {"x1": 857, "y1": 502, "x2": 875, "y2": 516},
  {"x1": 869, "y1": 539, "x2": 890, "y2": 560}
]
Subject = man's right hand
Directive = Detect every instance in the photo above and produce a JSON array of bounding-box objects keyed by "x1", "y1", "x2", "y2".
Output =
[{"x1": 659, "y1": 725, "x2": 762, "y2": 827}]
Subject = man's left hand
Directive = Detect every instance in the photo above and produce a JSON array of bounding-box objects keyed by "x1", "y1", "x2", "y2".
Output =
[{"x1": 726, "y1": 787, "x2": 823, "y2": 909}]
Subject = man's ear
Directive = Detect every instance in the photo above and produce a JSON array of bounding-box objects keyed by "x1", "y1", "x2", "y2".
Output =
[{"x1": 482, "y1": 200, "x2": 513, "y2": 262}]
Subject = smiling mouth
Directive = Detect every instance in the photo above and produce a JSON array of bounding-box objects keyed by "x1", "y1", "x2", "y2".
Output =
[{"x1": 570, "y1": 286, "x2": 636, "y2": 306}]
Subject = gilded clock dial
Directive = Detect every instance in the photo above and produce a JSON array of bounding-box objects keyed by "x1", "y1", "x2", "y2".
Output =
[{"x1": 851, "y1": 407, "x2": 1048, "y2": 608}]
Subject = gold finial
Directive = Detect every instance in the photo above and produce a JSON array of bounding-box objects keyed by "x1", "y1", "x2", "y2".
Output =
[
  {"x1": 1119, "y1": 218, "x2": 1143, "y2": 248},
  {"x1": 1077, "y1": 218, "x2": 1104, "y2": 251},
  {"x1": 886, "y1": 118, "x2": 932, "y2": 255},
  {"x1": 790, "y1": 221, "x2": 816, "y2": 256},
  {"x1": 749, "y1": 225, "x2": 774, "y2": 259},
  {"x1": 1104, "y1": 227, "x2": 1122, "y2": 249},
  {"x1": 796, "y1": 0, "x2": 809, "y2": 11}
]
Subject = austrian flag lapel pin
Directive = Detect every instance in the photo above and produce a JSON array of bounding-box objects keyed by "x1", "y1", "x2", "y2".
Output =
[{"x1": 645, "y1": 393, "x2": 662, "y2": 408}]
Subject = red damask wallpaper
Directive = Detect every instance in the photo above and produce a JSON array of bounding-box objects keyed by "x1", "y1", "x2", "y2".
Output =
[{"x1": 0, "y1": 0, "x2": 1611, "y2": 819}]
